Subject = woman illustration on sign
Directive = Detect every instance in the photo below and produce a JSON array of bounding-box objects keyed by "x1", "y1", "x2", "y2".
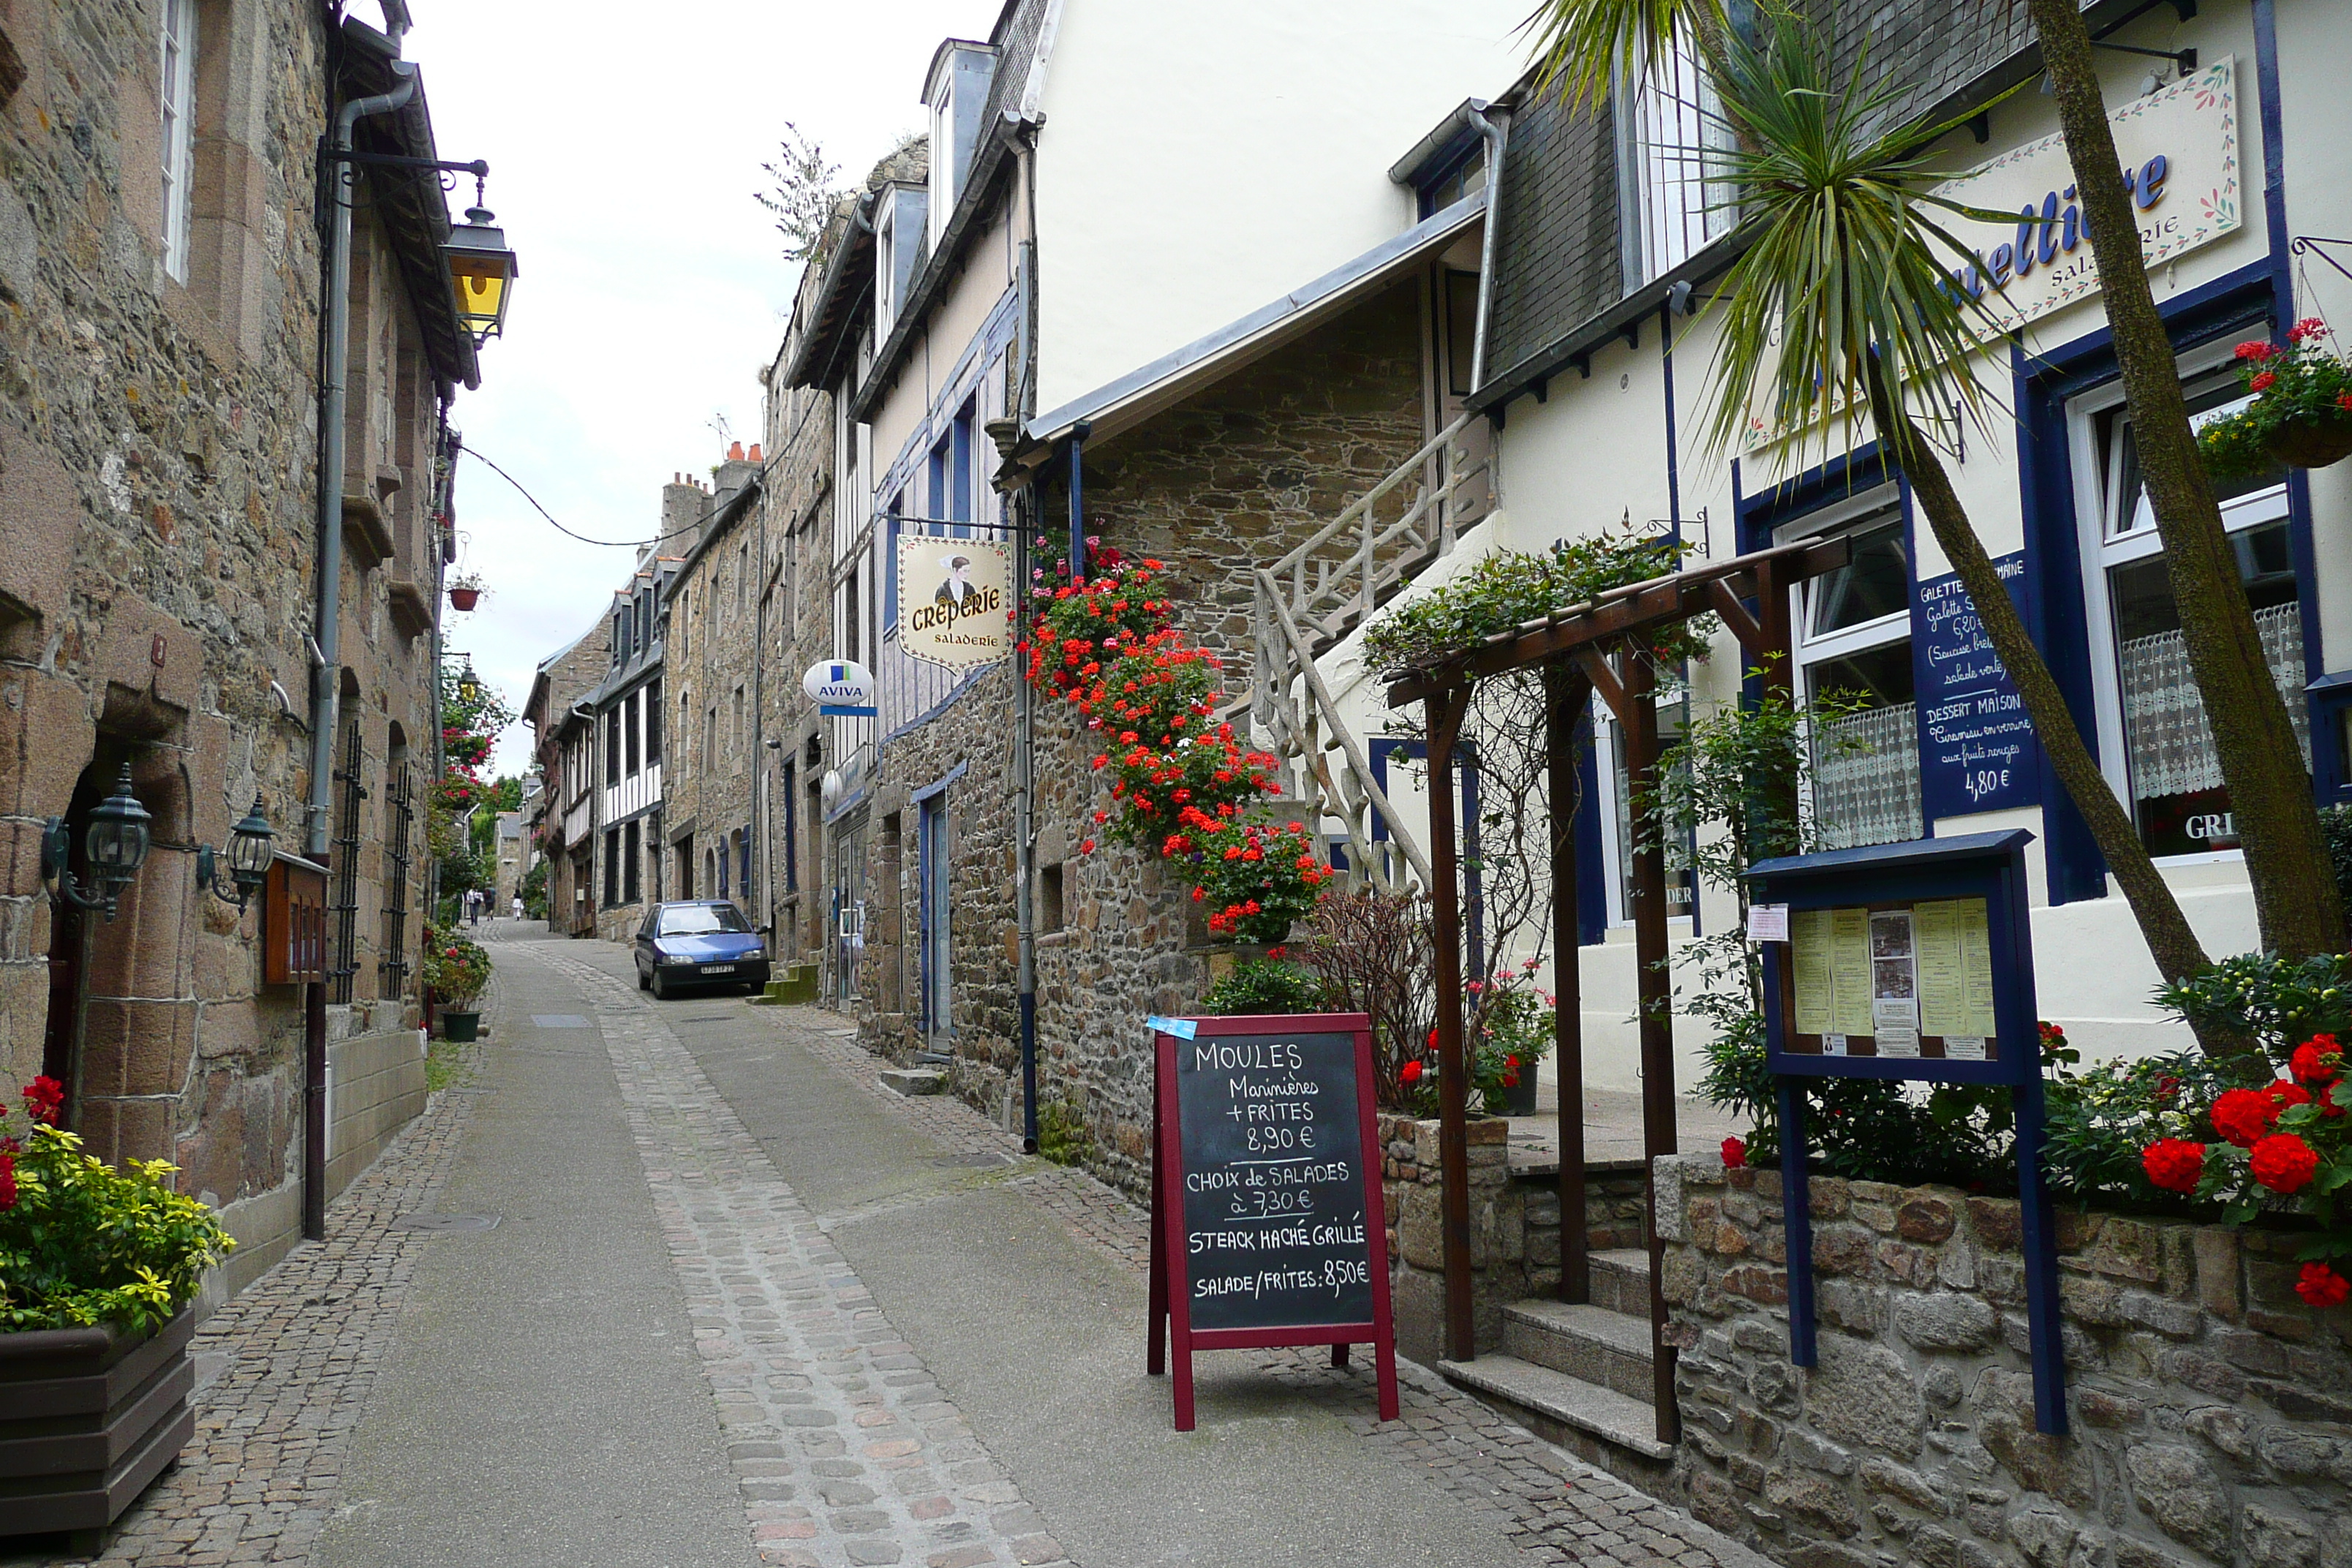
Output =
[{"x1": 935, "y1": 555, "x2": 981, "y2": 611}]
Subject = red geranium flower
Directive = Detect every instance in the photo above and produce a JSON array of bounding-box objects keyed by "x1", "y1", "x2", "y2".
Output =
[
  {"x1": 2210, "y1": 1087, "x2": 2277, "y2": 1148},
  {"x1": 1721, "y1": 1137, "x2": 1747, "y2": 1169},
  {"x1": 2250, "y1": 370, "x2": 2277, "y2": 393},
  {"x1": 2250, "y1": 1131, "x2": 2321, "y2": 1194},
  {"x1": 0, "y1": 1150, "x2": 14, "y2": 1211},
  {"x1": 21, "y1": 1075, "x2": 64, "y2": 1126},
  {"x1": 1400, "y1": 1060, "x2": 1423, "y2": 1085},
  {"x1": 2295, "y1": 1262, "x2": 2351, "y2": 1307},
  {"x1": 2142, "y1": 1139, "x2": 2207, "y2": 1194},
  {"x1": 2291, "y1": 1035, "x2": 2342, "y2": 1085}
]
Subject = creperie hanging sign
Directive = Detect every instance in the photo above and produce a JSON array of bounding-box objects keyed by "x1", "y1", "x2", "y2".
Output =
[{"x1": 1934, "y1": 56, "x2": 2241, "y2": 337}]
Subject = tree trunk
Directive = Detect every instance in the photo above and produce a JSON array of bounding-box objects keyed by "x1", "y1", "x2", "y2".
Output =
[
  {"x1": 2027, "y1": 0, "x2": 2347, "y2": 959},
  {"x1": 1864, "y1": 366, "x2": 2234, "y2": 1051}
]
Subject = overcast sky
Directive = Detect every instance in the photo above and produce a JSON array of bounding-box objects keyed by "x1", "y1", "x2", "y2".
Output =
[{"x1": 394, "y1": 0, "x2": 997, "y2": 774}]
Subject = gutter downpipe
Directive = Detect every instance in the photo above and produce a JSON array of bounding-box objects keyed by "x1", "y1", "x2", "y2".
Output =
[
  {"x1": 1004, "y1": 113, "x2": 1041, "y2": 1153},
  {"x1": 1463, "y1": 102, "x2": 1508, "y2": 393},
  {"x1": 304, "y1": 56, "x2": 417, "y2": 1245}
]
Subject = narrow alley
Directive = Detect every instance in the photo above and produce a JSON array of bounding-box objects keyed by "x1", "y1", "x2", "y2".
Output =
[{"x1": 7, "y1": 924, "x2": 1769, "y2": 1568}]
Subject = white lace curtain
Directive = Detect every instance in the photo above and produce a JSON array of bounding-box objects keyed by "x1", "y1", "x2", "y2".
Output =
[
  {"x1": 2119, "y1": 602, "x2": 2310, "y2": 801},
  {"x1": 1811, "y1": 701, "x2": 1923, "y2": 850}
]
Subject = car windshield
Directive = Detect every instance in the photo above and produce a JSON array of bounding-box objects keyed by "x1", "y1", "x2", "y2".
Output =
[{"x1": 659, "y1": 905, "x2": 750, "y2": 936}]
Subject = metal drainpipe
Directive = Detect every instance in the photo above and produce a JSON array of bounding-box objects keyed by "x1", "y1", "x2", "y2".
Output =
[
  {"x1": 307, "y1": 63, "x2": 418, "y2": 859},
  {"x1": 1463, "y1": 103, "x2": 1508, "y2": 393},
  {"x1": 304, "y1": 56, "x2": 416, "y2": 1244},
  {"x1": 1003, "y1": 115, "x2": 1042, "y2": 1152}
]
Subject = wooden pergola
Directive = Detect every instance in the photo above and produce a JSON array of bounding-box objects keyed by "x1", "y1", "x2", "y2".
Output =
[{"x1": 1384, "y1": 535, "x2": 1850, "y2": 1444}]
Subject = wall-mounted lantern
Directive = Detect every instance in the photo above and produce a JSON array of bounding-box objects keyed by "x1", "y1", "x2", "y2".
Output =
[
  {"x1": 40, "y1": 764, "x2": 153, "y2": 921},
  {"x1": 196, "y1": 796, "x2": 276, "y2": 913},
  {"x1": 444, "y1": 203, "x2": 518, "y2": 344}
]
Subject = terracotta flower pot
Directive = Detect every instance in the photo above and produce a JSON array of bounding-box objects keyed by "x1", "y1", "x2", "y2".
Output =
[
  {"x1": 448, "y1": 586, "x2": 480, "y2": 611},
  {"x1": 0, "y1": 1310, "x2": 196, "y2": 1544},
  {"x1": 2264, "y1": 414, "x2": 2352, "y2": 470}
]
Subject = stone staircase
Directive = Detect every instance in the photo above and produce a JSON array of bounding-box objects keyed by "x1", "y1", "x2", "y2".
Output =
[{"x1": 1439, "y1": 1249, "x2": 1677, "y2": 1484}]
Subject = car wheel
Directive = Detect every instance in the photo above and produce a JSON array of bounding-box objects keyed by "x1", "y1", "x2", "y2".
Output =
[
  {"x1": 637, "y1": 961, "x2": 649, "y2": 991},
  {"x1": 650, "y1": 968, "x2": 668, "y2": 1000}
]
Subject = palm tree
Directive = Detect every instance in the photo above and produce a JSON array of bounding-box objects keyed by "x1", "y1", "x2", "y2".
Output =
[
  {"x1": 1525, "y1": 2, "x2": 2253, "y2": 1047},
  {"x1": 2022, "y1": 0, "x2": 2345, "y2": 959}
]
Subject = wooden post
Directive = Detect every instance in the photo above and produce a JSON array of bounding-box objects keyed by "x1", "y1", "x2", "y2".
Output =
[
  {"x1": 1425, "y1": 685, "x2": 1476, "y2": 1364},
  {"x1": 1618, "y1": 646, "x2": 1681, "y2": 1444},
  {"x1": 1544, "y1": 666, "x2": 1589, "y2": 1305}
]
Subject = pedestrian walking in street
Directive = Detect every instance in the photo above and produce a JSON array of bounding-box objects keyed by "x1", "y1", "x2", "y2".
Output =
[{"x1": 512, "y1": 894, "x2": 524, "y2": 920}]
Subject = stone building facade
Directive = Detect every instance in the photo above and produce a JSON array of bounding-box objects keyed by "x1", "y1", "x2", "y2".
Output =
[
  {"x1": 0, "y1": 2, "x2": 488, "y2": 1294},
  {"x1": 657, "y1": 452, "x2": 761, "y2": 921},
  {"x1": 582, "y1": 546, "x2": 680, "y2": 943},
  {"x1": 524, "y1": 616, "x2": 609, "y2": 938}
]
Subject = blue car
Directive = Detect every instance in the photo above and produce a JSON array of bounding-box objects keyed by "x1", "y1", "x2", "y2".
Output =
[{"x1": 635, "y1": 900, "x2": 770, "y2": 998}]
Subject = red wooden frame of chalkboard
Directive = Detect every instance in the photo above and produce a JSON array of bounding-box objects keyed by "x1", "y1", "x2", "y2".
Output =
[{"x1": 1146, "y1": 1011, "x2": 1399, "y2": 1432}]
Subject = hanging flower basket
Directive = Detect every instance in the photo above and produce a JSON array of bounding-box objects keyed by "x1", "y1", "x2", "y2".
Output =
[
  {"x1": 2197, "y1": 320, "x2": 2352, "y2": 478},
  {"x1": 2264, "y1": 412, "x2": 2352, "y2": 471},
  {"x1": 448, "y1": 584, "x2": 481, "y2": 612}
]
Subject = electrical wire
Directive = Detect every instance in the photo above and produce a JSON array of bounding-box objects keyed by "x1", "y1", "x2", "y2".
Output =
[{"x1": 461, "y1": 445, "x2": 782, "y2": 551}]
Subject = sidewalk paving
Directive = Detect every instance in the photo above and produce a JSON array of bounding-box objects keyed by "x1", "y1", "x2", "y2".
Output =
[{"x1": 4, "y1": 922, "x2": 1774, "y2": 1568}]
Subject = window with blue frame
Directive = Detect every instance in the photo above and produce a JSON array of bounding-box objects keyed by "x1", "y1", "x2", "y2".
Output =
[
  {"x1": 2074, "y1": 347, "x2": 2307, "y2": 858},
  {"x1": 1782, "y1": 489, "x2": 1921, "y2": 849}
]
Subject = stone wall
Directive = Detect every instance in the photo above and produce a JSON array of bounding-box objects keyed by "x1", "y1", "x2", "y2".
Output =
[
  {"x1": 1377, "y1": 1112, "x2": 1651, "y2": 1365},
  {"x1": 0, "y1": 0, "x2": 456, "y2": 1281},
  {"x1": 1657, "y1": 1154, "x2": 2352, "y2": 1568}
]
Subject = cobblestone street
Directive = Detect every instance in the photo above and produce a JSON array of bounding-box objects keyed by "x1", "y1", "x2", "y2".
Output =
[{"x1": 5, "y1": 927, "x2": 1772, "y2": 1568}]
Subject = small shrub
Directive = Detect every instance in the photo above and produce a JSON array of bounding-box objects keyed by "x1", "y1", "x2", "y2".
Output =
[
  {"x1": 1200, "y1": 958, "x2": 1330, "y2": 1017},
  {"x1": 423, "y1": 924, "x2": 493, "y2": 1009},
  {"x1": 0, "y1": 1079, "x2": 235, "y2": 1334},
  {"x1": 2156, "y1": 950, "x2": 2352, "y2": 1065}
]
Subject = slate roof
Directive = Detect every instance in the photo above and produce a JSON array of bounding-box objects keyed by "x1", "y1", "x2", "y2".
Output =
[{"x1": 1477, "y1": 0, "x2": 2156, "y2": 414}]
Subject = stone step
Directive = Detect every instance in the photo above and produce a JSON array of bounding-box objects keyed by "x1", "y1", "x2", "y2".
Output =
[
  {"x1": 877, "y1": 1067, "x2": 946, "y2": 1096},
  {"x1": 1501, "y1": 1298, "x2": 1656, "y2": 1405},
  {"x1": 1439, "y1": 1354, "x2": 1674, "y2": 1462},
  {"x1": 1587, "y1": 1248, "x2": 1652, "y2": 1319}
]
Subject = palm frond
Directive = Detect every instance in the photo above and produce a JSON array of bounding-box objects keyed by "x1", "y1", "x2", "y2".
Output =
[
  {"x1": 1691, "y1": 13, "x2": 2013, "y2": 465},
  {"x1": 1519, "y1": 0, "x2": 1695, "y2": 111}
]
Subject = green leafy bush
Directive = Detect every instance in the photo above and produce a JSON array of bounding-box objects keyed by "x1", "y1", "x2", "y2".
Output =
[
  {"x1": 2155, "y1": 950, "x2": 2352, "y2": 1063},
  {"x1": 1, "y1": 1079, "x2": 235, "y2": 1334},
  {"x1": 1358, "y1": 527, "x2": 1713, "y2": 680},
  {"x1": 1200, "y1": 959, "x2": 1331, "y2": 1016},
  {"x1": 2322, "y1": 804, "x2": 2352, "y2": 915},
  {"x1": 423, "y1": 924, "x2": 493, "y2": 1008}
]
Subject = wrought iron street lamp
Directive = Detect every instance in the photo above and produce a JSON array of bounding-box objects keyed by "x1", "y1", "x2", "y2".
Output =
[
  {"x1": 455, "y1": 658, "x2": 482, "y2": 706},
  {"x1": 41, "y1": 764, "x2": 153, "y2": 921},
  {"x1": 444, "y1": 203, "x2": 517, "y2": 344},
  {"x1": 197, "y1": 796, "x2": 276, "y2": 913}
]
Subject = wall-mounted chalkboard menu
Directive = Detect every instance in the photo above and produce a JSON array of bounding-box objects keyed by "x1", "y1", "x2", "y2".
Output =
[{"x1": 1146, "y1": 1011, "x2": 1398, "y2": 1431}]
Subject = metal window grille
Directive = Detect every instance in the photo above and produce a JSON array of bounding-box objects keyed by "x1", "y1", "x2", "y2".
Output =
[
  {"x1": 378, "y1": 761, "x2": 414, "y2": 998},
  {"x1": 329, "y1": 719, "x2": 366, "y2": 1005}
]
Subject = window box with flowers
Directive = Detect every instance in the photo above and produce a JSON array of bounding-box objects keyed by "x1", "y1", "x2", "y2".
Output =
[
  {"x1": 1, "y1": 1077, "x2": 235, "y2": 1544},
  {"x1": 2195, "y1": 318, "x2": 2352, "y2": 477}
]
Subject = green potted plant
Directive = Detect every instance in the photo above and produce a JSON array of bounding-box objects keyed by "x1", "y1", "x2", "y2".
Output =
[
  {"x1": 2195, "y1": 319, "x2": 2352, "y2": 475},
  {"x1": 1, "y1": 1075, "x2": 235, "y2": 1545},
  {"x1": 425, "y1": 924, "x2": 492, "y2": 1041}
]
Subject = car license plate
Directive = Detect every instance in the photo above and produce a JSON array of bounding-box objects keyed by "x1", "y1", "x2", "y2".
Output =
[{"x1": 699, "y1": 964, "x2": 736, "y2": 975}]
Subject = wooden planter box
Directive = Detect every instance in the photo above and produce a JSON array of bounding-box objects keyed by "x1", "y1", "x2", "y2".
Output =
[{"x1": 0, "y1": 1311, "x2": 195, "y2": 1540}]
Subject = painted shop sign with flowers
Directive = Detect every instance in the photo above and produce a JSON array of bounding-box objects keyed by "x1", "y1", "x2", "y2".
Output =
[
  {"x1": 898, "y1": 535, "x2": 1013, "y2": 670},
  {"x1": 1933, "y1": 56, "x2": 2239, "y2": 339},
  {"x1": 1748, "y1": 829, "x2": 2071, "y2": 1435}
]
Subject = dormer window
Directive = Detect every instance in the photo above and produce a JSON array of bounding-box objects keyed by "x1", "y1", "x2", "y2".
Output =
[
  {"x1": 923, "y1": 40, "x2": 998, "y2": 247},
  {"x1": 873, "y1": 184, "x2": 930, "y2": 339},
  {"x1": 1616, "y1": 27, "x2": 1735, "y2": 287}
]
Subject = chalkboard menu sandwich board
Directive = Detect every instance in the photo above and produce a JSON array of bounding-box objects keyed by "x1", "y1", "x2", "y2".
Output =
[{"x1": 1146, "y1": 1012, "x2": 1398, "y2": 1432}]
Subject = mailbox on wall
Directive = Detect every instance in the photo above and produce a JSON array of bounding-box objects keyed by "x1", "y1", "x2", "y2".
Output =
[{"x1": 263, "y1": 853, "x2": 328, "y2": 985}]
